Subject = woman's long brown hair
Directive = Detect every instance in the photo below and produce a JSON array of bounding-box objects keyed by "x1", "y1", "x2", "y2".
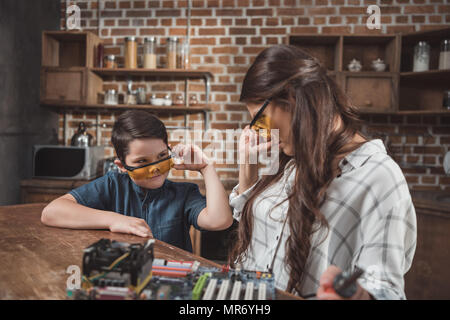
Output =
[{"x1": 228, "y1": 45, "x2": 366, "y2": 296}]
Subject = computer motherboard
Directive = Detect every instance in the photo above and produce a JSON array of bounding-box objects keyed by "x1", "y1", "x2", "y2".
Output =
[{"x1": 67, "y1": 238, "x2": 276, "y2": 300}]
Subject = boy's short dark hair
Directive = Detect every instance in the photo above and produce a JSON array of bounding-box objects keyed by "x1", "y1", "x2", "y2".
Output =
[{"x1": 111, "y1": 110, "x2": 168, "y2": 162}]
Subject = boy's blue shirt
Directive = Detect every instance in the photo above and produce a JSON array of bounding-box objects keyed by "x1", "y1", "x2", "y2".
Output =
[{"x1": 69, "y1": 171, "x2": 206, "y2": 252}]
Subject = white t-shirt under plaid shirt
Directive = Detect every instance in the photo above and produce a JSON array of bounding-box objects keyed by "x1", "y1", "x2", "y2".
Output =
[{"x1": 229, "y1": 139, "x2": 417, "y2": 300}]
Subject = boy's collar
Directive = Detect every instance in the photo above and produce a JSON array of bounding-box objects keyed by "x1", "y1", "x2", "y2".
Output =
[{"x1": 131, "y1": 177, "x2": 168, "y2": 201}]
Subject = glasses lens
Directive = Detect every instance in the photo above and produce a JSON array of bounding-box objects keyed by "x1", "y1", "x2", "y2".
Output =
[
  {"x1": 251, "y1": 115, "x2": 272, "y2": 139},
  {"x1": 126, "y1": 156, "x2": 174, "y2": 180}
]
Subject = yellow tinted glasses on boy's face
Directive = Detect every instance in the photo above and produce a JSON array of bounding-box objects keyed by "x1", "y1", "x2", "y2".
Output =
[
  {"x1": 249, "y1": 99, "x2": 272, "y2": 140},
  {"x1": 123, "y1": 149, "x2": 174, "y2": 180}
]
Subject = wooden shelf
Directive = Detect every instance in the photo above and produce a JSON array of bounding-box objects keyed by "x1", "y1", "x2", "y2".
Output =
[
  {"x1": 400, "y1": 69, "x2": 450, "y2": 80},
  {"x1": 341, "y1": 71, "x2": 397, "y2": 77},
  {"x1": 41, "y1": 102, "x2": 211, "y2": 114},
  {"x1": 289, "y1": 28, "x2": 450, "y2": 114},
  {"x1": 359, "y1": 109, "x2": 450, "y2": 115},
  {"x1": 91, "y1": 68, "x2": 213, "y2": 80}
]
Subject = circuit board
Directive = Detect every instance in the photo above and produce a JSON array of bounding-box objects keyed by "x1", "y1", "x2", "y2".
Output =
[{"x1": 68, "y1": 238, "x2": 276, "y2": 300}]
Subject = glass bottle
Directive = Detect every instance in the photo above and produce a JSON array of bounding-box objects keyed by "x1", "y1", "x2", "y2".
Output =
[
  {"x1": 124, "y1": 36, "x2": 138, "y2": 69},
  {"x1": 439, "y1": 39, "x2": 450, "y2": 70},
  {"x1": 143, "y1": 37, "x2": 157, "y2": 69},
  {"x1": 166, "y1": 37, "x2": 178, "y2": 69},
  {"x1": 413, "y1": 41, "x2": 430, "y2": 72}
]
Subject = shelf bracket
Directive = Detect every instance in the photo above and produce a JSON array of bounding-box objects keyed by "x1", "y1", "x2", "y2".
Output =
[
  {"x1": 96, "y1": 112, "x2": 100, "y2": 146},
  {"x1": 203, "y1": 110, "x2": 209, "y2": 131},
  {"x1": 63, "y1": 110, "x2": 67, "y2": 146},
  {"x1": 203, "y1": 74, "x2": 211, "y2": 131}
]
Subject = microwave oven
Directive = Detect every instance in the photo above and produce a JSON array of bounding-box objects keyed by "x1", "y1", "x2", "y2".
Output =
[{"x1": 33, "y1": 145, "x2": 105, "y2": 180}]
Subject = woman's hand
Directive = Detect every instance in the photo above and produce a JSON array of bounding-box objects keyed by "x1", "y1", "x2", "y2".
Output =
[
  {"x1": 238, "y1": 125, "x2": 272, "y2": 165},
  {"x1": 171, "y1": 143, "x2": 210, "y2": 172},
  {"x1": 236, "y1": 125, "x2": 274, "y2": 195},
  {"x1": 316, "y1": 265, "x2": 372, "y2": 300},
  {"x1": 109, "y1": 214, "x2": 153, "y2": 238}
]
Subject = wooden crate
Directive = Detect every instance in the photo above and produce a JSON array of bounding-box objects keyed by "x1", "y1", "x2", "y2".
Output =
[
  {"x1": 340, "y1": 72, "x2": 399, "y2": 112},
  {"x1": 42, "y1": 31, "x2": 102, "y2": 68},
  {"x1": 40, "y1": 67, "x2": 102, "y2": 105},
  {"x1": 288, "y1": 35, "x2": 342, "y2": 72}
]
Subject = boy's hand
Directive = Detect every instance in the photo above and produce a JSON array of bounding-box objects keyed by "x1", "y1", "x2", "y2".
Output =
[
  {"x1": 109, "y1": 215, "x2": 153, "y2": 238},
  {"x1": 171, "y1": 143, "x2": 210, "y2": 172}
]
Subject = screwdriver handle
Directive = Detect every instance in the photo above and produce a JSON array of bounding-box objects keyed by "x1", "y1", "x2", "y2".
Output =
[{"x1": 332, "y1": 267, "x2": 364, "y2": 298}]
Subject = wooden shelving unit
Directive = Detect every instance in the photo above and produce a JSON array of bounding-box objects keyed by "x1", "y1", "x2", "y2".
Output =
[
  {"x1": 40, "y1": 31, "x2": 213, "y2": 146},
  {"x1": 289, "y1": 33, "x2": 400, "y2": 113},
  {"x1": 400, "y1": 69, "x2": 450, "y2": 79},
  {"x1": 398, "y1": 28, "x2": 450, "y2": 113},
  {"x1": 41, "y1": 102, "x2": 211, "y2": 114},
  {"x1": 289, "y1": 27, "x2": 450, "y2": 114},
  {"x1": 91, "y1": 67, "x2": 213, "y2": 80}
]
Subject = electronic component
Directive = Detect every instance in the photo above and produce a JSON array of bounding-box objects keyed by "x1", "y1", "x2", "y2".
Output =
[
  {"x1": 69, "y1": 239, "x2": 275, "y2": 300},
  {"x1": 230, "y1": 280, "x2": 242, "y2": 300},
  {"x1": 69, "y1": 238, "x2": 154, "y2": 300}
]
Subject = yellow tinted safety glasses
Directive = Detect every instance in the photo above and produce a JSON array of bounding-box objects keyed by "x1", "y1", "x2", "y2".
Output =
[
  {"x1": 123, "y1": 149, "x2": 174, "y2": 181},
  {"x1": 249, "y1": 99, "x2": 272, "y2": 140}
]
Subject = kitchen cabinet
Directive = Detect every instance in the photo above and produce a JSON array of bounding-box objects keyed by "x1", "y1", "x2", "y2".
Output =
[
  {"x1": 288, "y1": 27, "x2": 450, "y2": 115},
  {"x1": 288, "y1": 33, "x2": 400, "y2": 113}
]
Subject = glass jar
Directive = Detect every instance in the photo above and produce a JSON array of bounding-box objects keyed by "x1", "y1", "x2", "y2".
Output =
[
  {"x1": 104, "y1": 89, "x2": 118, "y2": 105},
  {"x1": 136, "y1": 87, "x2": 147, "y2": 104},
  {"x1": 124, "y1": 36, "x2": 138, "y2": 69},
  {"x1": 125, "y1": 80, "x2": 137, "y2": 104},
  {"x1": 439, "y1": 39, "x2": 450, "y2": 70},
  {"x1": 125, "y1": 92, "x2": 137, "y2": 105},
  {"x1": 176, "y1": 39, "x2": 191, "y2": 69},
  {"x1": 189, "y1": 94, "x2": 198, "y2": 106},
  {"x1": 164, "y1": 94, "x2": 172, "y2": 106},
  {"x1": 104, "y1": 55, "x2": 117, "y2": 69},
  {"x1": 166, "y1": 37, "x2": 178, "y2": 69},
  {"x1": 174, "y1": 94, "x2": 184, "y2": 106},
  {"x1": 413, "y1": 41, "x2": 430, "y2": 72},
  {"x1": 143, "y1": 37, "x2": 157, "y2": 69}
]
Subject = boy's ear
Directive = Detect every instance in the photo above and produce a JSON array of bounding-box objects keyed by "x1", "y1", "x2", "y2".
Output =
[{"x1": 114, "y1": 159, "x2": 127, "y2": 173}]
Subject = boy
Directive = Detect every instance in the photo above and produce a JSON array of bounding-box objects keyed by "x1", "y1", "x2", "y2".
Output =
[{"x1": 41, "y1": 110, "x2": 233, "y2": 253}]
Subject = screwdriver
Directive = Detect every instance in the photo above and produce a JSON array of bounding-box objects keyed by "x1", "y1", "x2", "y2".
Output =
[{"x1": 303, "y1": 267, "x2": 365, "y2": 299}]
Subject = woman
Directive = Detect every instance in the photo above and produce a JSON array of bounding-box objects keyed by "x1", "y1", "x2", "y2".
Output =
[{"x1": 229, "y1": 45, "x2": 417, "y2": 300}]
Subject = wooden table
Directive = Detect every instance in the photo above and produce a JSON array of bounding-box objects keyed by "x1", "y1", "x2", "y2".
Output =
[
  {"x1": 19, "y1": 178, "x2": 238, "y2": 256},
  {"x1": 0, "y1": 203, "x2": 300, "y2": 300}
]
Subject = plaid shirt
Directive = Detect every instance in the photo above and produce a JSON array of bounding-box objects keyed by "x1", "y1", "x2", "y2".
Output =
[{"x1": 229, "y1": 139, "x2": 417, "y2": 300}]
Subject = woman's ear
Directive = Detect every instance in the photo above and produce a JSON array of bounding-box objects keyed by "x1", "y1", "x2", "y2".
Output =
[{"x1": 114, "y1": 159, "x2": 127, "y2": 173}]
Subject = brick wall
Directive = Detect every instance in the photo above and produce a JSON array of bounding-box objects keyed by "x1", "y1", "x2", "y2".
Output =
[{"x1": 58, "y1": 0, "x2": 450, "y2": 190}]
